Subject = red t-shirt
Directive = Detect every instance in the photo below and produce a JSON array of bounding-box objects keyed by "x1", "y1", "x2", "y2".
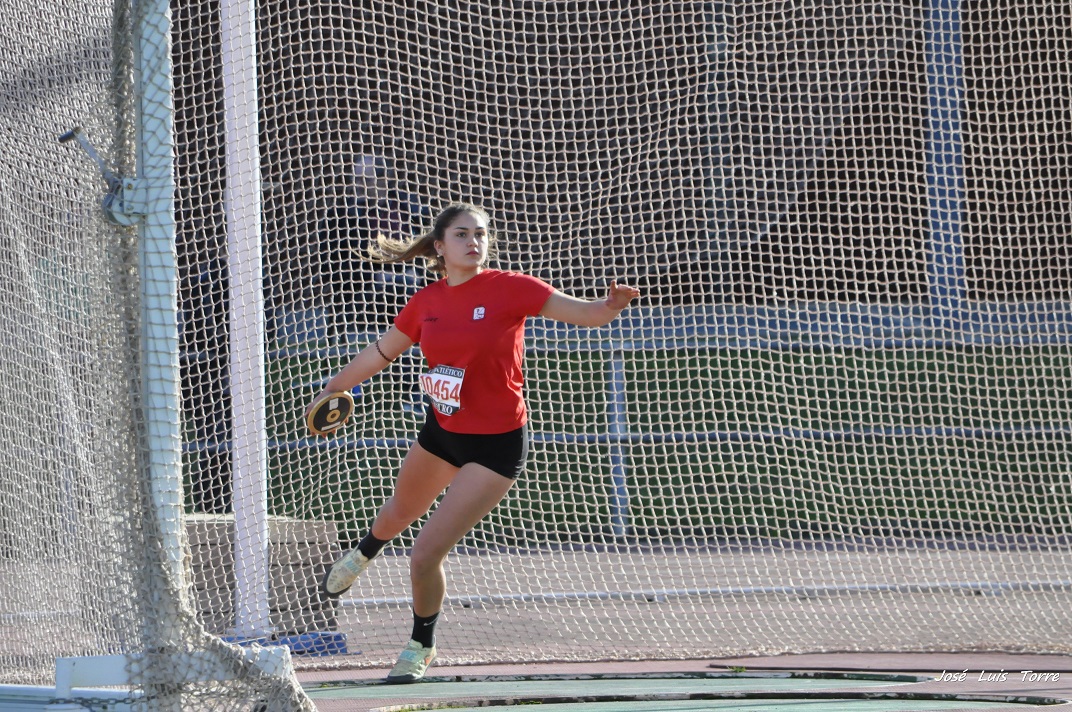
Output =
[{"x1": 394, "y1": 269, "x2": 555, "y2": 434}]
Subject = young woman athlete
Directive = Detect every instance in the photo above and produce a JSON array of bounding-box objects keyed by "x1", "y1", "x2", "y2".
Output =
[{"x1": 306, "y1": 203, "x2": 640, "y2": 683}]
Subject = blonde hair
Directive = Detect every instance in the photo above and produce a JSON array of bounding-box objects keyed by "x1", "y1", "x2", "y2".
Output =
[{"x1": 368, "y1": 202, "x2": 498, "y2": 275}]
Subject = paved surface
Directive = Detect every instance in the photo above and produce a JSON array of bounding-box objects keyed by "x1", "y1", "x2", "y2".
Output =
[
  {"x1": 317, "y1": 548, "x2": 1072, "y2": 668},
  {"x1": 297, "y1": 653, "x2": 1072, "y2": 712}
]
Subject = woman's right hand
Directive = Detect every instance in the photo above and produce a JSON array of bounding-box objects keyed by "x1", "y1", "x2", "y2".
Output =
[{"x1": 305, "y1": 390, "x2": 329, "y2": 418}]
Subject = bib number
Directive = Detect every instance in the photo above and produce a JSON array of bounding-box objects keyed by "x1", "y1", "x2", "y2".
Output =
[{"x1": 420, "y1": 365, "x2": 465, "y2": 416}]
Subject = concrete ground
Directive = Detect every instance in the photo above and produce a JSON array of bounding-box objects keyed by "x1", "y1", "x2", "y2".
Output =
[{"x1": 297, "y1": 652, "x2": 1072, "y2": 712}]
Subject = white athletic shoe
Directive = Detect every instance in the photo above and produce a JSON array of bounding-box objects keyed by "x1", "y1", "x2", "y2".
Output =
[
  {"x1": 385, "y1": 640, "x2": 437, "y2": 684},
  {"x1": 320, "y1": 548, "x2": 372, "y2": 598}
]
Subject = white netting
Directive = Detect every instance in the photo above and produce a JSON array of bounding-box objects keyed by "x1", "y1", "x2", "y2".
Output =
[
  {"x1": 0, "y1": 0, "x2": 140, "y2": 684},
  {"x1": 176, "y1": 0, "x2": 1071, "y2": 668},
  {"x1": 168, "y1": 0, "x2": 1072, "y2": 669},
  {"x1": 3, "y1": 0, "x2": 1070, "y2": 704},
  {"x1": 0, "y1": 0, "x2": 313, "y2": 708}
]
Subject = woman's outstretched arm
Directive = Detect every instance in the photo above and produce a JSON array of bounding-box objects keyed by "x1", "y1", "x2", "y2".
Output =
[{"x1": 538, "y1": 280, "x2": 641, "y2": 328}]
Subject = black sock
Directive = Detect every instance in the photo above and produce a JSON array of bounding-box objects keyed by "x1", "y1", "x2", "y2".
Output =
[
  {"x1": 410, "y1": 610, "x2": 439, "y2": 648},
  {"x1": 356, "y1": 531, "x2": 390, "y2": 560}
]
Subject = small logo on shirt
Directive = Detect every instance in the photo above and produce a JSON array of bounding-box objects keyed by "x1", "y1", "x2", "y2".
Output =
[{"x1": 473, "y1": 306, "x2": 486, "y2": 320}]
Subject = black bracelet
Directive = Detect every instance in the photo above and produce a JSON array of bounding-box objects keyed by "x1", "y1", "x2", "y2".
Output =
[{"x1": 374, "y1": 340, "x2": 396, "y2": 364}]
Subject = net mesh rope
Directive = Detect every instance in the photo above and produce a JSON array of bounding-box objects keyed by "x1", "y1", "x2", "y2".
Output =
[
  {"x1": 1, "y1": 0, "x2": 1069, "y2": 703},
  {"x1": 0, "y1": 0, "x2": 137, "y2": 685},
  {"x1": 174, "y1": 0, "x2": 1072, "y2": 667},
  {"x1": 172, "y1": 0, "x2": 1072, "y2": 667},
  {"x1": 0, "y1": 0, "x2": 314, "y2": 708}
]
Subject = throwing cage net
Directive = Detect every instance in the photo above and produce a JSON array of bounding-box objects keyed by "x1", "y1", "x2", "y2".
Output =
[
  {"x1": 1, "y1": 0, "x2": 1071, "y2": 706},
  {"x1": 0, "y1": 0, "x2": 312, "y2": 708}
]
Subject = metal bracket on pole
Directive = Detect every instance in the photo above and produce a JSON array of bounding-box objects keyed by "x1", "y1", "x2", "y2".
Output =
[{"x1": 58, "y1": 127, "x2": 146, "y2": 226}]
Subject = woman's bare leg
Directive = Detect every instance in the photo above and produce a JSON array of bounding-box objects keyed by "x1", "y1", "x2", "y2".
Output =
[
  {"x1": 369, "y1": 443, "x2": 458, "y2": 540},
  {"x1": 323, "y1": 443, "x2": 459, "y2": 598},
  {"x1": 407, "y1": 463, "x2": 515, "y2": 616}
]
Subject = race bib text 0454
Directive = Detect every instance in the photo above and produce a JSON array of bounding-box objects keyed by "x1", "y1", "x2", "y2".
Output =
[{"x1": 420, "y1": 365, "x2": 465, "y2": 416}]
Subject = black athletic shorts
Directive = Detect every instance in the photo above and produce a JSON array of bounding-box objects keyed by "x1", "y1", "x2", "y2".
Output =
[{"x1": 416, "y1": 409, "x2": 529, "y2": 480}]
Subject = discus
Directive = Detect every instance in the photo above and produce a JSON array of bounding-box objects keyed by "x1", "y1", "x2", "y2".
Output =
[{"x1": 307, "y1": 391, "x2": 355, "y2": 436}]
